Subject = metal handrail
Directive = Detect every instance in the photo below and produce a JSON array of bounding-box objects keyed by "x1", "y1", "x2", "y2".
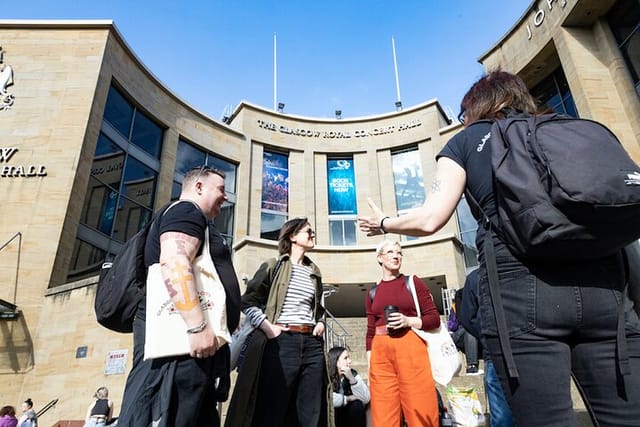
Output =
[
  {"x1": 0, "y1": 232, "x2": 21, "y2": 305},
  {"x1": 324, "y1": 308, "x2": 352, "y2": 350},
  {"x1": 36, "y1": 398, "x2": 58, "y2": 417}
]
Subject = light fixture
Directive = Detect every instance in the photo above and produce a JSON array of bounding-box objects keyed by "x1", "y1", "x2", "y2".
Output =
[
  {"x1": 395, "y1": 101, "x2": 403, "y2": 111},
  {"x1": 335, "y1": 110, "x2": 342, "y2": 119},
  {"x1": 277, "y1": 102, "x2": 285, "y2": 113}
]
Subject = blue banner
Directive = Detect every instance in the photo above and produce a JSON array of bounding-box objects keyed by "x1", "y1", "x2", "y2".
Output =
[{"x1": 327, "y1": 159, "x2": 357, "y2": 215}]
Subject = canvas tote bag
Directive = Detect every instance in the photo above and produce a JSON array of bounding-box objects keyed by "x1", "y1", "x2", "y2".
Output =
[
  {"x1": 407, "y1": 275, "x2": 461, "y2": 386},
  {"x1": 144, "y1": 226, "x2": 231, "y2": 360}
]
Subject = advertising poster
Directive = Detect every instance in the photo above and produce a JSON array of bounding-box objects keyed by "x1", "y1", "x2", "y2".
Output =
[
  {"x1": 261, "y1": 151, "x2": 289, "y2": 212},
  {"x1": 327, "y1": 159, "x2": 357, "y2": 215},
  {"x1": 392, "y1": 151, "x2": 425, "y2": 211}
]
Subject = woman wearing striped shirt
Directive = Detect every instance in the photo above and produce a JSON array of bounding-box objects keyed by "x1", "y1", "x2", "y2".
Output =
[{"x1": 238, "y1": 217, "x2": 328, "y2": 427}]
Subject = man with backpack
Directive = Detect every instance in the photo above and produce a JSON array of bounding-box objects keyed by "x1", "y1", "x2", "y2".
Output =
[
  {"x1": 358, "y1": 71, "x2": 640, "y2": 426},
  {"x1": 117, "y1": 166, "x2": 241, "y2": 427}
]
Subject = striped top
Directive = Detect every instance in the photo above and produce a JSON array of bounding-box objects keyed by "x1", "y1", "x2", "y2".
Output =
[{"x1": 244, "y1": 264, "x2": 316, "y2": 328}]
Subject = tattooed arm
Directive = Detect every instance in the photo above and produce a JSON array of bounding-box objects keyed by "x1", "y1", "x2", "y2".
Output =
[
  {"x1": 159, "y1": 230, "x2": 218, "y2": 358},
  {"x1": 357, "y1": 157, "x2": 466, "y2": 236}
]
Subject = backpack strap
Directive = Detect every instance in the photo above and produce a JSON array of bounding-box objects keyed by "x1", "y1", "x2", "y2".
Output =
[
  {"x1": 483, "y1": 225, "x2": 519, "y2": 379},
  {"x1": 369, "y1": 275, "x2": 411, "y2": 303}
]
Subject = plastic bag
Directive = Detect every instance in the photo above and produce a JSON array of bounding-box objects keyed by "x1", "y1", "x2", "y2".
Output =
[{"x1": 446, "y1": 385, "x2": 486, "y2": 426}]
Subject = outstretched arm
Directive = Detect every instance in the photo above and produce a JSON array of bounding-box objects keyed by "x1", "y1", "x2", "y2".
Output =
[{"x1": 358, "y1": 157, "x2": 466, "y2": 236}]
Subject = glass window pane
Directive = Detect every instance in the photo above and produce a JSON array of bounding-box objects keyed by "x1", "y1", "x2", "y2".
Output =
[
  {"x1": 261, "y1": 212, "x2": 287, "y2": 240},
  {"x1": 329, "y1": 220, "x2": 344, "y2": 246},
  {"x1": 121, "y1": 156, "x2": 157, "y2": 210},
  {"x1": 327, "y1": 159, "x2": 357, "y2": 215},
  {"x1": 531, "y1": 67, "x2": 577, "y2": 118},
  {"x1": 112, "y1": 199, "x2": 151, "y2": 242},
  {"x1": 608, "y1": 0, "x2": 640, "y2": 43},
  {"x1": 176, "y1": 140, "x2": 207, "y2": 175},
  {"x1": 262, "y1": 151, "x2": 289, "y2": 213},
  {"x1": 103, "y1": 86, "x2": 133, "y2": 138},
  {"x1": 208, "y1": 155, "x2": 237, "y2": 194},
  {"x1": 392, "y1": 149, "x2": 425, "y2": 210},
  {"x1": 131, "y1": 111, "x2": 163, "y2": 158},
  {"x1": 343, "y1": 220, "x2": 357, "y2": 245},
  {"x1": 68, "y1": 238, "x2": 107, "y2": 282},
  {"x1": 214, "y1": 203, "x2": 235, "y2": 238},
  {"x1": 80, "y1": 175, "x2": 118, "y2": 236},
  {"x1": 92, "y1": 133, "x2": 124, "y2": 190},
  {"x1": 171, "y1": 181, "x2": 182, "y2": 201},
  {"x1": 622, "y1": 36, "x2": 640, "y2": 83}
]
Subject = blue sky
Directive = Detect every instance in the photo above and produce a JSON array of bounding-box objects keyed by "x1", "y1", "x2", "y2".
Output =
[{"x1": 4, "y1": 1, "x2": 532, "y2": 121}]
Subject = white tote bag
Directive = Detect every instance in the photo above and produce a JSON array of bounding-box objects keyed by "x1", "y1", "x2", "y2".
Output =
[
  {"x1": 407, "y1": 275, "x2": 461, "y2": 386},
  {"x1": 144, "y1": 226, "x2": 231, "y2": 360}
]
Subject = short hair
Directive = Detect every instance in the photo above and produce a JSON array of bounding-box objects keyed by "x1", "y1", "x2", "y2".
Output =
[
  {"x1": 376, "y1": 239, "x2": 401, "y2": 255},
  {"x1": 183, "y1": 165, "x2": 226, "y2": 188},
  {"x1": 278, "y1": 217, "x2": 310, "y2": 255},
  {"x1": 459, "y1": 70, "x2": 538, "y2": 125},
  {"x1": 376, "y1": 239, "x2": 401, "y2": 265},
  {"x1": 94, "y1": 387, "x2": 109, "y2": 399}
]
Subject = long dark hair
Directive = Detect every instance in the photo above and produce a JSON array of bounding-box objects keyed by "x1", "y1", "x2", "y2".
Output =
[
  {"x1": 278, "y1": 217, "x2": 310, "y2": 255},
  {"x1": 328, "y1": 346, "x2": 347, "y2": 391},
  {"x1": 460, "y1": 70, "x2": 538, "y2": 125}
]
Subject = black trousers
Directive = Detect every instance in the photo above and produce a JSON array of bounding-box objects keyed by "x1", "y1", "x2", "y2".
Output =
[
  {"x1": 252, "y1": 331, "x2": 326, "y2": 427},
  {"x1": 335, "y1": 400, "x2": 366, "y2": 427}
]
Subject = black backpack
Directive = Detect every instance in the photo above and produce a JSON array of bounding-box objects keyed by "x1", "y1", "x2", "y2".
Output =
[
  {"x1": 95, "y1": 201, "x2": 184, "y2": 333},
  {"x1": 469, "y1": 113, "x2": 640, "y2": 261},
  {"x1": 469, "y1": 113, "x2": 640, "y2": 379}
]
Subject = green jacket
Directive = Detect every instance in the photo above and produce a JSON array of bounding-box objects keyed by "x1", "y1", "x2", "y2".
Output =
[{"x1": 225, "y1": 255, "x2": 334, "y2": 427}]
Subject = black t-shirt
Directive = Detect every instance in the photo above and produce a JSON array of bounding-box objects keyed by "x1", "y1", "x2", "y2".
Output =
[
  {"x1": 437, "y1": 121, "x2": 512, "y2": 262},
  {"x1": 140, "y1": 201, "x2": 241, "y2": 331}
]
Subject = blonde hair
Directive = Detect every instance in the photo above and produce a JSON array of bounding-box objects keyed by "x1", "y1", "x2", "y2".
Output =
[{"x1": 94, "y1": 387, "x2": 109, "y2": 399}]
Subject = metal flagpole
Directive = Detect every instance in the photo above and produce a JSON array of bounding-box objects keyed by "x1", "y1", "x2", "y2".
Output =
[
  {"x1": 273, "y1": 32, "x2": 277, "y2": 111},
  {"x1": 391, "y1": 36, "x2": 402, "y2": 111}
]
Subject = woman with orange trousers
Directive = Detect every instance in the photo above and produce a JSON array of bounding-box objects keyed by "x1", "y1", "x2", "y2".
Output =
[{"x1": 365, "y1": 239, "x2": 441, "y2": 426}]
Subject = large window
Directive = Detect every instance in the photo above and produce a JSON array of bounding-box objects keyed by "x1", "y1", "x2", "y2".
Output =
[
  {"x1": 68, "y1": 85, "x2": 163, "y2": 282},
  {"x1": 609, "y1": 0, "x2": 640, "y2": 97},
  {"x1": 530, "y1": 67, "x2": 577, "y2": 117},
  {"x1": 391, "y1": 148, "x2": 425, "y2": 242},
  {"x1": 261, "y1": 151, "x2": 289, "y2": 240},
  {"x1": 173, "y1": 139, "x2": 237, "y2": 245},
  {"x1": 327, "y1": 158, "x2": 357, "y2": 246}
]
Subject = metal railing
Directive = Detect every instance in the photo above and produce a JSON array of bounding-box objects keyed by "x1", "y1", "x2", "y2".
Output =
[
  {"x1": 36, "y1": 398, "x2": 58, "y2": 418},
  {"x1": 0, "y1": 231, "x2": 22, "y2": 306},
  {"x1": 324, "y1": 308, "x2": 352, "y2": 350}
]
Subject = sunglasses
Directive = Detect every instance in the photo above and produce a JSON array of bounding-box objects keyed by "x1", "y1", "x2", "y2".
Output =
[
  {"x1": 457, "y1": 110, "x2": 466, "y2": 125},
  {"x1": 304, "y1": 228, "x2": 315, "y2": 237}
]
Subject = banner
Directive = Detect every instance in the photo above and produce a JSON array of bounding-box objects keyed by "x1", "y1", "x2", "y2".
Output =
[{"x1": 327, "y1": 159, "x2": 357, "y2": 215}]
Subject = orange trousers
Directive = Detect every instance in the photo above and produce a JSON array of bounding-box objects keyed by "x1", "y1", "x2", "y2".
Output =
[{"x1": 369, "y1": 331, "x2": 439, "y2": 427}]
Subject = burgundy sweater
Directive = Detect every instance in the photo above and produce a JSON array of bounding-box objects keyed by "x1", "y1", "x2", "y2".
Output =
[{"x1": 365, "y1": 274, "x2": 440, "y2": 351}]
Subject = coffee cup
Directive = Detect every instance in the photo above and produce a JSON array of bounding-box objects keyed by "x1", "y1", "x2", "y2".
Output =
[{"x1": 384, "y1": 305, "x2": 399, "y2": 324}]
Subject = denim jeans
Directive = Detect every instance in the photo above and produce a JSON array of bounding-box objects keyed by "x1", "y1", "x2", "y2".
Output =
[
  {"x1": 484, "y1": 359, "x2": 515, "y2": 427},
  {"x1": 479, "y1": 256, "x2": 640, "y2": 427},
  {"x1": 252, "y1": 331, "x2": 326, "y2": 427}
]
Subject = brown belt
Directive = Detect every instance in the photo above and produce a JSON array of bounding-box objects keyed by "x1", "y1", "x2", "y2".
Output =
[
  {"x1": 277, "y1": 323, "x2": 314, "y2": 334},
  {"x1": 375, "y1": 325, "x2": 389, "y2": 335}
]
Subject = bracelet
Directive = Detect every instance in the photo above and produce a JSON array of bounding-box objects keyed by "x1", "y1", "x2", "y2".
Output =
[
  {"x1": 343, "y1": 394, "x2": 347, "y2": 406},
  {"x1": 186, "y1": 319, "x2": 207, "y2": 334},
  {"x1": 380, "y1": 216, "x2": 390, "y2": 234}
]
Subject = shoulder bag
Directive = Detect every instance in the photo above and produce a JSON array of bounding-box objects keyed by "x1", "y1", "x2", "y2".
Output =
[
  {"x1": 407, "y1": 274, "x2": 461, "y2": 386},
  {"x1": 144, "y1": 225, "x2": 231, "y2": 360}
]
